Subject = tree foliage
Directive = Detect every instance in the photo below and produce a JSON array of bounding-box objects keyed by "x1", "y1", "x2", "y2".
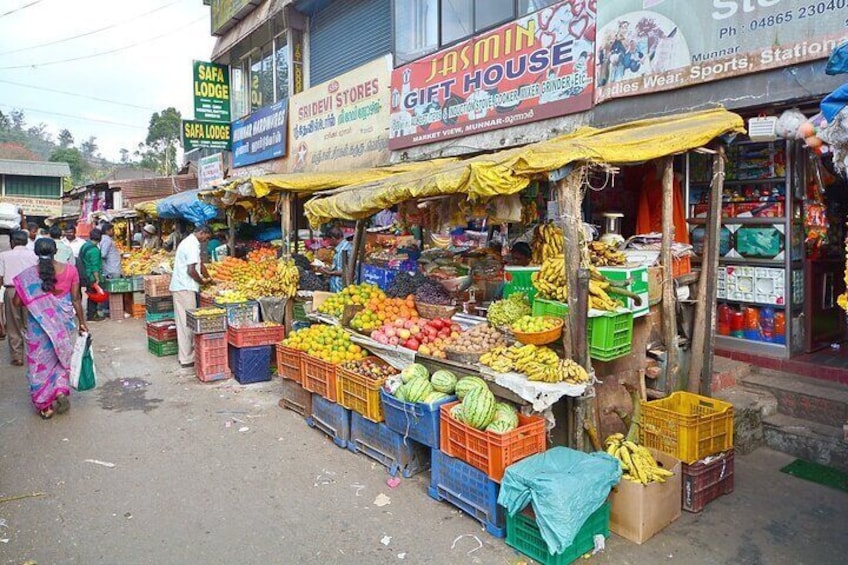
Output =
[
  {"x1": 145, "y1": 107, "x2": 181, "y2": 175},
  {"x1": 49, "y1": 146, "x2": 89, "y2": 185}
]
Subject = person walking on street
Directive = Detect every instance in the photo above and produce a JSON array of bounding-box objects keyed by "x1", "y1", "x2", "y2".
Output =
[
  {"x1": 79, "y1": 229, "x2": 104, "y2": 322},
  {"x1": 13, "y1": 238, "x2": 87, "y2": 419},
  {"x1": 25, "y1": 221, "x2": 39, "y2": 251},
  {"x1": 50, "y1": 225, "x2": 73, "y2": 264},
  {"x1": 0, "y1": 230, "x2": 38, "y2": 365},
  {"x1": 99, "y1": 222, "x2": 122, "y2": 279},
  {"x1": 170, "y1": 225, "x2": 213, "y2": 368},
  {"x1": 62, "y1": 225, "x2": 85, "y2": 258}
]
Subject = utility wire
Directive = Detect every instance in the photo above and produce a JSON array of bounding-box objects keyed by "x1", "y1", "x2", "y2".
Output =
[
  {"x1": 0, "y1": 103, "x2": 147, "y2": 129},
  {"x1": 0, "y1": 78, "x2": 158, "y2": 111},
  {"x1": 0, "y1": 0, "x2": 45, "y2": 19},
  {"x1": 0, "y1": 15, "x2": 205, "y2": 70},
  {"x1": 0, "y1": 0, "x2": 185, "y2": 56}
]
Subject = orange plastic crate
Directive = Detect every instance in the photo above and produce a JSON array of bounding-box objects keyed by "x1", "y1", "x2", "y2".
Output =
[
  {"x1": 143, "y1": 274, "x2": 172, "y2": 298},
  {"x1": 301, "y1": 354, "x2": 337, "y2": 402},
  {"x1": 275, "y1": 344, "x2": 302, "y2": 384},
  {"x1": 640, "y1": 391, "x2": 733, "y2": 464},
  {"x1": 131, "y1": 303, "x2": 146, "y2": 319},
  {"x1": 227, "y1": 324, "x2": 285, "y2": 348},
  {"x1": 439, "y1": 401, "x2": 547, "y2": 483},
  {"x1": 335, "y1": 357, "x2": 388, "y2": 423}
]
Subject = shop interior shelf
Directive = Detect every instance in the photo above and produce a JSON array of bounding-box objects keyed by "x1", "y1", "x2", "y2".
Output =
[{"x1": 688, "y1": 217, "x2": 786, "y2": 225}]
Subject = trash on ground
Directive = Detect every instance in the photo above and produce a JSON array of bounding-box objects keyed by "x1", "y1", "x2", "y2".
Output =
[
  {"x1": 386, "y1": 477, "x2": 401, "y2": 488},
  {"x1": 451, "y1": 534, "x2": 482, "y2": 555},
  {"x1": 238, "y1": 426, "x2": 250, "y2": 432},
  {"x1": 0, "y1": 492, "x2": 45, "y2": 505},
  {"x1": 373, "y1": 493, "x2": 391, "y2": 507},
  {"x1": 381, "y1": 535, "x2": 391, "y2": 546},
  {"x1": 84, "y1": 459, "x2": 116, "y2": 468},
  {"x1": 351, "y1": 483, "x2": 365, "y2": 496}
]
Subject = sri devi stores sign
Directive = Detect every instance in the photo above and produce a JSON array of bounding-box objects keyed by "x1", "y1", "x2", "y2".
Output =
[{"x1": 389, "y1": 1, "x2": 595, "y2": 150}]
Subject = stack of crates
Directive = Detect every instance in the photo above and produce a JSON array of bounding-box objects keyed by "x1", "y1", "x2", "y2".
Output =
[
  {"x1": 104, "y1": 278, "x2": 135, "y2": 321},
  {"x1": 144, "y1": 275, "x2": 175, "y2": 355},
  {"x1": 195, "y1": 332, "x2": 230, "y2": 382},
  {"x1": 640, "y1": 391, "x2": 735, "y2": 512}
]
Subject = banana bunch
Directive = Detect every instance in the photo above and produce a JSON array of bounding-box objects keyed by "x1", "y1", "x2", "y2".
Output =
[
  {"x1": 532, "y1": 223, "x2": 564, "y2": 264},
  {"x1": 480, "y1": 343, "x2": 558, "y2": 374},
  {"x1": 588, "y1": 278, "x2": 622, "y2": 312},
  {"x1": 532, "y1": 254, "x2": 568, "y2": 302},
  {"x1": 605, "y1": 434, "x2": 674, "y2": 484},
  {"x1": 588, "y1": 241, "x2": 626, "y2": 267},
  {"x1": 276, "y1": 259, "x2": 300, "y2": 298},
  {"x1": 559, "y1": 358, "x2": 590, "y2": 384}
]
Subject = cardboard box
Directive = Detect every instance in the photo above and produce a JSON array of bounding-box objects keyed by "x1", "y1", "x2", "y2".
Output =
[
  {"x1": 609, "y1": 449, "x2": 682, "y2": 544},
  {"x1": 647, "y1": 267, "x2": 663, "y2": 305},
  {"x1": 598, "y1": 265, "x2": 650, "y2": 318}
]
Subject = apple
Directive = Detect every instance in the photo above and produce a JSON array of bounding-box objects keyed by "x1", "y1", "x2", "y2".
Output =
[
  {"x1": 431, "y1": 319, "x2": 443, "y2": 330},
  {"x1": 409, "y1": 325, "x2": 421, "y2": 336},
  {"x1": 406, "y1": 338, "x2": 420, "y2": 351},
  {"x1": 389, "y1": 336, "x2": 399, "y2": 346},
  {"x1": 385, "y1": 327, "x2": 397, "y2": 338},
  {"x1": 403, "y1": 319, "x2": 414, "y2": 329},
  {"x1": 451, "y1": 331, "x2": 460, "y2": 339},
  {"x1": 426, "y1": 326, "x2": 438, "y2": 337},
  {"x1": 419, "y1": 344, "x2": 431, "y2": 356},
  {"x1": 393, "y1": 319, "x2": 405, "y2": 328},
  {"x1": 398, "y1": 329, "x2": 411, "y2": 340}
]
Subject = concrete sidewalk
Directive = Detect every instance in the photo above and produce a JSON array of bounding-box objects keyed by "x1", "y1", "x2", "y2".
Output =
[{"x1": 1, "y1": 319, "x2": 846, "y2": 564}]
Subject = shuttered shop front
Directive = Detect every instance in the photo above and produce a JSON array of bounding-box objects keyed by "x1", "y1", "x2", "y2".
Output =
[{"x1": 309, "y1": 0, "x2": 391, "y2": 86}]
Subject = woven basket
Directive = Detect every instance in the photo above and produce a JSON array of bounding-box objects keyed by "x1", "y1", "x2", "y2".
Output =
[
  {"x1": 512, "y1": 317, "x2": 564, "y2": 345},
  {"x1": 416, "y1": 302, "x2": 457, "y2": 320},
  {"x1": 444, "y1": 348, "x2": 483, "y2": 364}
]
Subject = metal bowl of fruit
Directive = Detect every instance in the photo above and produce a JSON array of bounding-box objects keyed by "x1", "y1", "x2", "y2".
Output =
[{"x1": 510, "y1": 315, "x2": 564, "y2": 345}]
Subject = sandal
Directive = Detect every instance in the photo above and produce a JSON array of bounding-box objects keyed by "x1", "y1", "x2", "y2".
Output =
[
  {"x1": 39, "y1": 408, "x2": 54, "y2": 420},
  {"x1": 11, "y1": 359, "x2": 23, "y2": 366},
  {"x1": 55, "y1": 393, "x2": 70, "y2": 414}
]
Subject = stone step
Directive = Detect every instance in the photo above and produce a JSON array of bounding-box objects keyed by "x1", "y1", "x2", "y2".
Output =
[
  {"x1": 714, "y1": 386, "x2": 777, "y2": 455},
  {"x1": 712, "y1": 356, "x2": 753, "y2": 393},
  {"x1": 741, "y1": 369, "x2": 848, "y2": 429},
  {"x1": 762, "y1": 413, "x2": 848, "y2": 472}
]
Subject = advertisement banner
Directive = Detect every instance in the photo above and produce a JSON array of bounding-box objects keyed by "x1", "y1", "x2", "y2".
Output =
[
  {"x1": 211, "y1": 0, "x2": 256, "y2": 34},
  {"x1": 231, "y1": 100, "x2": 287, "y2": 168},
  {"x1": 193, "y1": 61, "x2": 230, "y2": 122},
  {"x1": 182, "y1": 120, "x2": 232, "y2": 151},
  {"x1": 1, "y1": 196, "x2": 61, "y2": 217},
  {"x1": 198, "y1": 153, "x2": 226, "y2": 189},
  {"x1": 289, "y1": 55, "x2": 392, "y2": 172},
  {"x1": 389, "y1": 1, "x2": 595, "y2": 150},
  {"x1": 596, "y1": 0, "x2": 848, "y2": 103}
]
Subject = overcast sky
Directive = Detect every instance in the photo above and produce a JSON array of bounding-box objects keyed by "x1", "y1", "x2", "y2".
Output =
[{"x1": 0, "y1": 0, "x2": 216, "y2": 161}]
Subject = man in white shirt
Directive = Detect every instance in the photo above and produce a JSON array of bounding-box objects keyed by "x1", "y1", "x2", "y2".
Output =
[
  {"x1": 0, "y1": 230, "x2": 38, "y2": 365},
  {"x1": 49, "y1": 225, "x2": 73, "y2": 264},
  {"x1": 25, "y1": 221, "x2": 38, "y2": 250},
  {"x1": 62, "y1": 225, "x2": 85, "y2": 258},
  {"x1": 170, "y1": 225, "x2": 213, "y2": 367}
]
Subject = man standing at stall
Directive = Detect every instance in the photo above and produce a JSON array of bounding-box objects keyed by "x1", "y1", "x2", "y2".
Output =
[
  {"x1": 170, "y1": 225, "x2": 213, "y2": 368},
  {"x1": 99, "y1": 222, "x2": 122, "y2": 279},
  {"x1": 62, "y1": 225, "x2": 85, "y2": 258},
  {"x1": 79, "y1": 229, "x2": 104, "y2": 321},
  {"x1": 320, "y1": 226, "x2": 352, "y2": 293},
  {"x1": 0, "y1": 230, "x2": 37, "y2": 365}
]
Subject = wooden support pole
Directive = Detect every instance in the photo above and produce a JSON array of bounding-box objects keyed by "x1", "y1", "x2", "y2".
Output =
[
  {"x1": 660, "y1": 156, "x2": 679, "y2": 391},
  {"x1": 281, "y1": 193, "x2": 294, "y2": 332},
  {"x1": 699, "y1": 146, "x2": 726, "y2": 395},
  {"x1": 555, "y1": 171, "x2": 585, "y2": 361},
  {"x1": 346, "y1": 220, "x2": 365, "y2": 286},
  {"x1": 226, "y1": 209, "x2": 236, "y2": 256}
]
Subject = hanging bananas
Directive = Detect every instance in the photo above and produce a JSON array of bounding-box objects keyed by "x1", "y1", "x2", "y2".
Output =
[
  {"x1": 532, "y1": 254, "x2": 568, "y2": 302},
  {"x1": 532, "y1": 222, "x2": 564, "y2": 264},
  {"x1": 604, "y1": 434, "x2": 675, "y2": 484},
  {"x1": 276, "y1": 259, "x2": 300, "y2": 298}
]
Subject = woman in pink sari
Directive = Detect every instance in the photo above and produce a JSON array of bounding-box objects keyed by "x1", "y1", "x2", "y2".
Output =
[{"x1": 13, "y1": 238, "x2": 88, "y2": 419}]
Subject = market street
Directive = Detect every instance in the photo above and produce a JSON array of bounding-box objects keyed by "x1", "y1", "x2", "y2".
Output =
[{"x1": 0, "y1": 318, "x2": 845, "y2": 565}]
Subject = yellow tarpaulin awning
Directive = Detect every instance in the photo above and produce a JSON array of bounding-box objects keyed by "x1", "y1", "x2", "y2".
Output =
[{"x1": 304, "y1": 108, "x2": 745, "y2": 227}]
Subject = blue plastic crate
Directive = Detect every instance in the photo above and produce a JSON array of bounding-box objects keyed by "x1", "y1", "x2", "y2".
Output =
[
  {"x1": 361, "y1": 264, "x2": 417, "y2": 291},
  {"x1": 381, "y1": 389, "x2": 455, "y2": 449},
  {"x1": 348, "y1": 411, "x2": 430, "y2": 478},
  {"x1": 227, "y1": 345, "x2": 272, "y2": 384},
  {"x1": 307, "y1": 393, "x2": 351, "y2": 449},
  {"x1": 429, "y1": 449, "x2": 505, "y2": 538}
]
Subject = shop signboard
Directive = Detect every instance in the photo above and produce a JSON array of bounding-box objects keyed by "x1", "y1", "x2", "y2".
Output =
[
  {"x1": 1, "y1": 196, "x2": 62, "y2": 217},
  {"x1": 182, "y1": 120, "x2": 232, "y2": 151},
  {"x1": 389, "y1": 1, "x2": 595, "y2": 150},
  {"x1": 193, "y1": 60, "x2": 230, "y2": 122},
  {"x1": 289, "y1": 55, "x2": 392, "y2": 172},
  {"x1": 198, "y1": 153, "x2": 226, "y2": 189},
  {"x1": 211, "y1": 0, "x2": 258, "y2": 35},
  {"x1": 596, "y1": 0, "x2": 848, "y2": 103},
  {"x1": 231, "y1": 100, "x2": 287, "y2": 168}
]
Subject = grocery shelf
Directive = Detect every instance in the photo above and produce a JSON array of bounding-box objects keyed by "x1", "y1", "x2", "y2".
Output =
[
  {"x1": 716, "y1": 298, "x2": 787, "y2": 309},
  {"x1": 714, "y1": 335, "x2": 788, "y2": 357},
  {"x1": 690, "y1": 178, "x2": 785, "y2": 186},
  {"x1": 688, "y1": 217, "x2": 785, "y2": 225}
]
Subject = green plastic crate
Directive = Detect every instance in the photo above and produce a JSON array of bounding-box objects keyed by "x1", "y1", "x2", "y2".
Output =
[
  {"x1": 532, "y1": 298, "x2": 569, "y2": 319},
  {"x1": 503, "y1": 266, "x2": 539, "y2": 303},
  {"x1": 130, "y1": 277, "x2": 145, "y2": 292},
  {"x1": 597, "y1": 266, "x2": 649, "y2": 318},
  {"x1": 506, "y1": 502, "x2": 610, "y2": 565},
  {"x1": 147, "y1": 337, "x2": 177, "y2": 357},
  {"x1": 103, "y1": 278, "x2": 134, "y2": 293},
  {"x1": 146, "y1": 310, "x2": 175, "y2": 323},
  {"x1": 588, "y1": 311, "x2": 634, "y2": 361}
]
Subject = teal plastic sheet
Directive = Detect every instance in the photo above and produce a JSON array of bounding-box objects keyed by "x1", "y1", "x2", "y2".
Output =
[
  {"x1": 497, "y1": 447, "x2": 621, "y2": 555},
  {"x1": 156, "y1": 189, "x2": 219, "y2": 225}
]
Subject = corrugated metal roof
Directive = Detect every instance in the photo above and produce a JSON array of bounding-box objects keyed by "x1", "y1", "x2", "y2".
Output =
[
  {"x1": 0, "y1": 159, "x2": 70, "y2": 177},
  {"x1": 112, "y1": 174, "x2": 199, "y2": 206}
]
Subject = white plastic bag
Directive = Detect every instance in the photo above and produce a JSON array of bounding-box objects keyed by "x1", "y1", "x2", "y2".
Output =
[{"x1": 70, "y1": 332, "x2": 96, "y2": 391}]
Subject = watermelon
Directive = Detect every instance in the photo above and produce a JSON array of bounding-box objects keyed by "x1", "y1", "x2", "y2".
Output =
[
  {"x1": 401, "y1": 363, "x2": 429, "y2": 383},
  {"x1": 454, "y1": 376, "x2": 488, "y2": 400},
  {"x1": 423, "y1": 391, "x2": 449, "y2": 404},
  {"x1": 486, "y1": 419, "x2": 516, "y2": 434},
  {"x1": 430, "y1": 370, "x2": 457, "y2": 394},
  {"x1": 462, "y1": 386, "x2": 496, "y2": 430},
  {"x1": 394, "y1": 384, "x2": 408, "y2": 402},
  {"x1": 493, "y1": 402, "x2": 519, "y2": 427},
  {"x1": 405, "y1": 376, "x2": 433, "y2": 403},
  {"x1": 449, "y1": 403, "x2": 465, "y2": 422}
]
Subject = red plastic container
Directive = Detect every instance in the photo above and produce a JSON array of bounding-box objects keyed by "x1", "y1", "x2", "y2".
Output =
[
  {"x1": 195, "y1": 332, "x2": 230, "y2": 382},
  {"x1": 146, "y1": 320, "x2": 177, "y2": 341},
  {"x1": 682, "y1": 450, "x2": 735, "y2": 512},
  {"x1": 717, "y1": 305, "x2": 732, "y2": 336},
  {"x1": 227, "y1": 324, "x2": 285, "y2": 348},
  {"x1": 439, "y1": 401, "x2": 547, "y2": 483}
]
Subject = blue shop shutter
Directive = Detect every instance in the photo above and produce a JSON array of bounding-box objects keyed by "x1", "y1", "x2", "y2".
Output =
[{"x1": 309, "y1": 0, "x2": 391, "y2": 86}]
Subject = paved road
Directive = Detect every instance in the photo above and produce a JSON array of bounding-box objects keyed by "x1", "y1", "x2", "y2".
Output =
[{"x1": 1, "y1": 319, "x2": 846, "y2": 564}]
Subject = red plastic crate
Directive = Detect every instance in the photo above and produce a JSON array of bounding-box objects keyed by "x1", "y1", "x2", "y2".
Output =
[
  {"x1": 301, "y1": 354, "x2": 337, "y2": 402},
  {"x1": 276, "y1": 344, "x2": 302, "y2": 384},
  {"x1": 439, "y1": 401, "x2": 547, "y2": 483},
  {"x1": 682, "y1": 450, "x2": 735, "y2": 512},
  {"x1": 227, "y1": 324, "x2": 285, "y2": 348},
  {"x1": 195, "y1": 332, "x2": 230, "y2": 382},
  {"x1": 146, "y1": 320, "x2": 177, "y2": 341}
]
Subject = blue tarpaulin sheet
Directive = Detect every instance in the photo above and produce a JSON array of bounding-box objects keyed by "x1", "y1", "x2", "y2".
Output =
[
  {"x1": 155, "y1": 189, "x2": 219, "y2": 225},
  {"x1": 498, "y1": 447, "x2": 621, "y2": 555}
]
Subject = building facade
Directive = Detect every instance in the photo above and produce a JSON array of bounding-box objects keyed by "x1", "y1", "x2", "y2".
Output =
[{"x1": 0, "y1": 158, "x2": 70, "y2": 220}]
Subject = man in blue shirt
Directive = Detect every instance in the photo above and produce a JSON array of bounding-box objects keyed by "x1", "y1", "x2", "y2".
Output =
[
  {"x1": 321, "y1": 226, "x2": 352, "y2": 293},
  {"x1": 99, "y1": 222, "x2": 122, "y2": 279}
]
